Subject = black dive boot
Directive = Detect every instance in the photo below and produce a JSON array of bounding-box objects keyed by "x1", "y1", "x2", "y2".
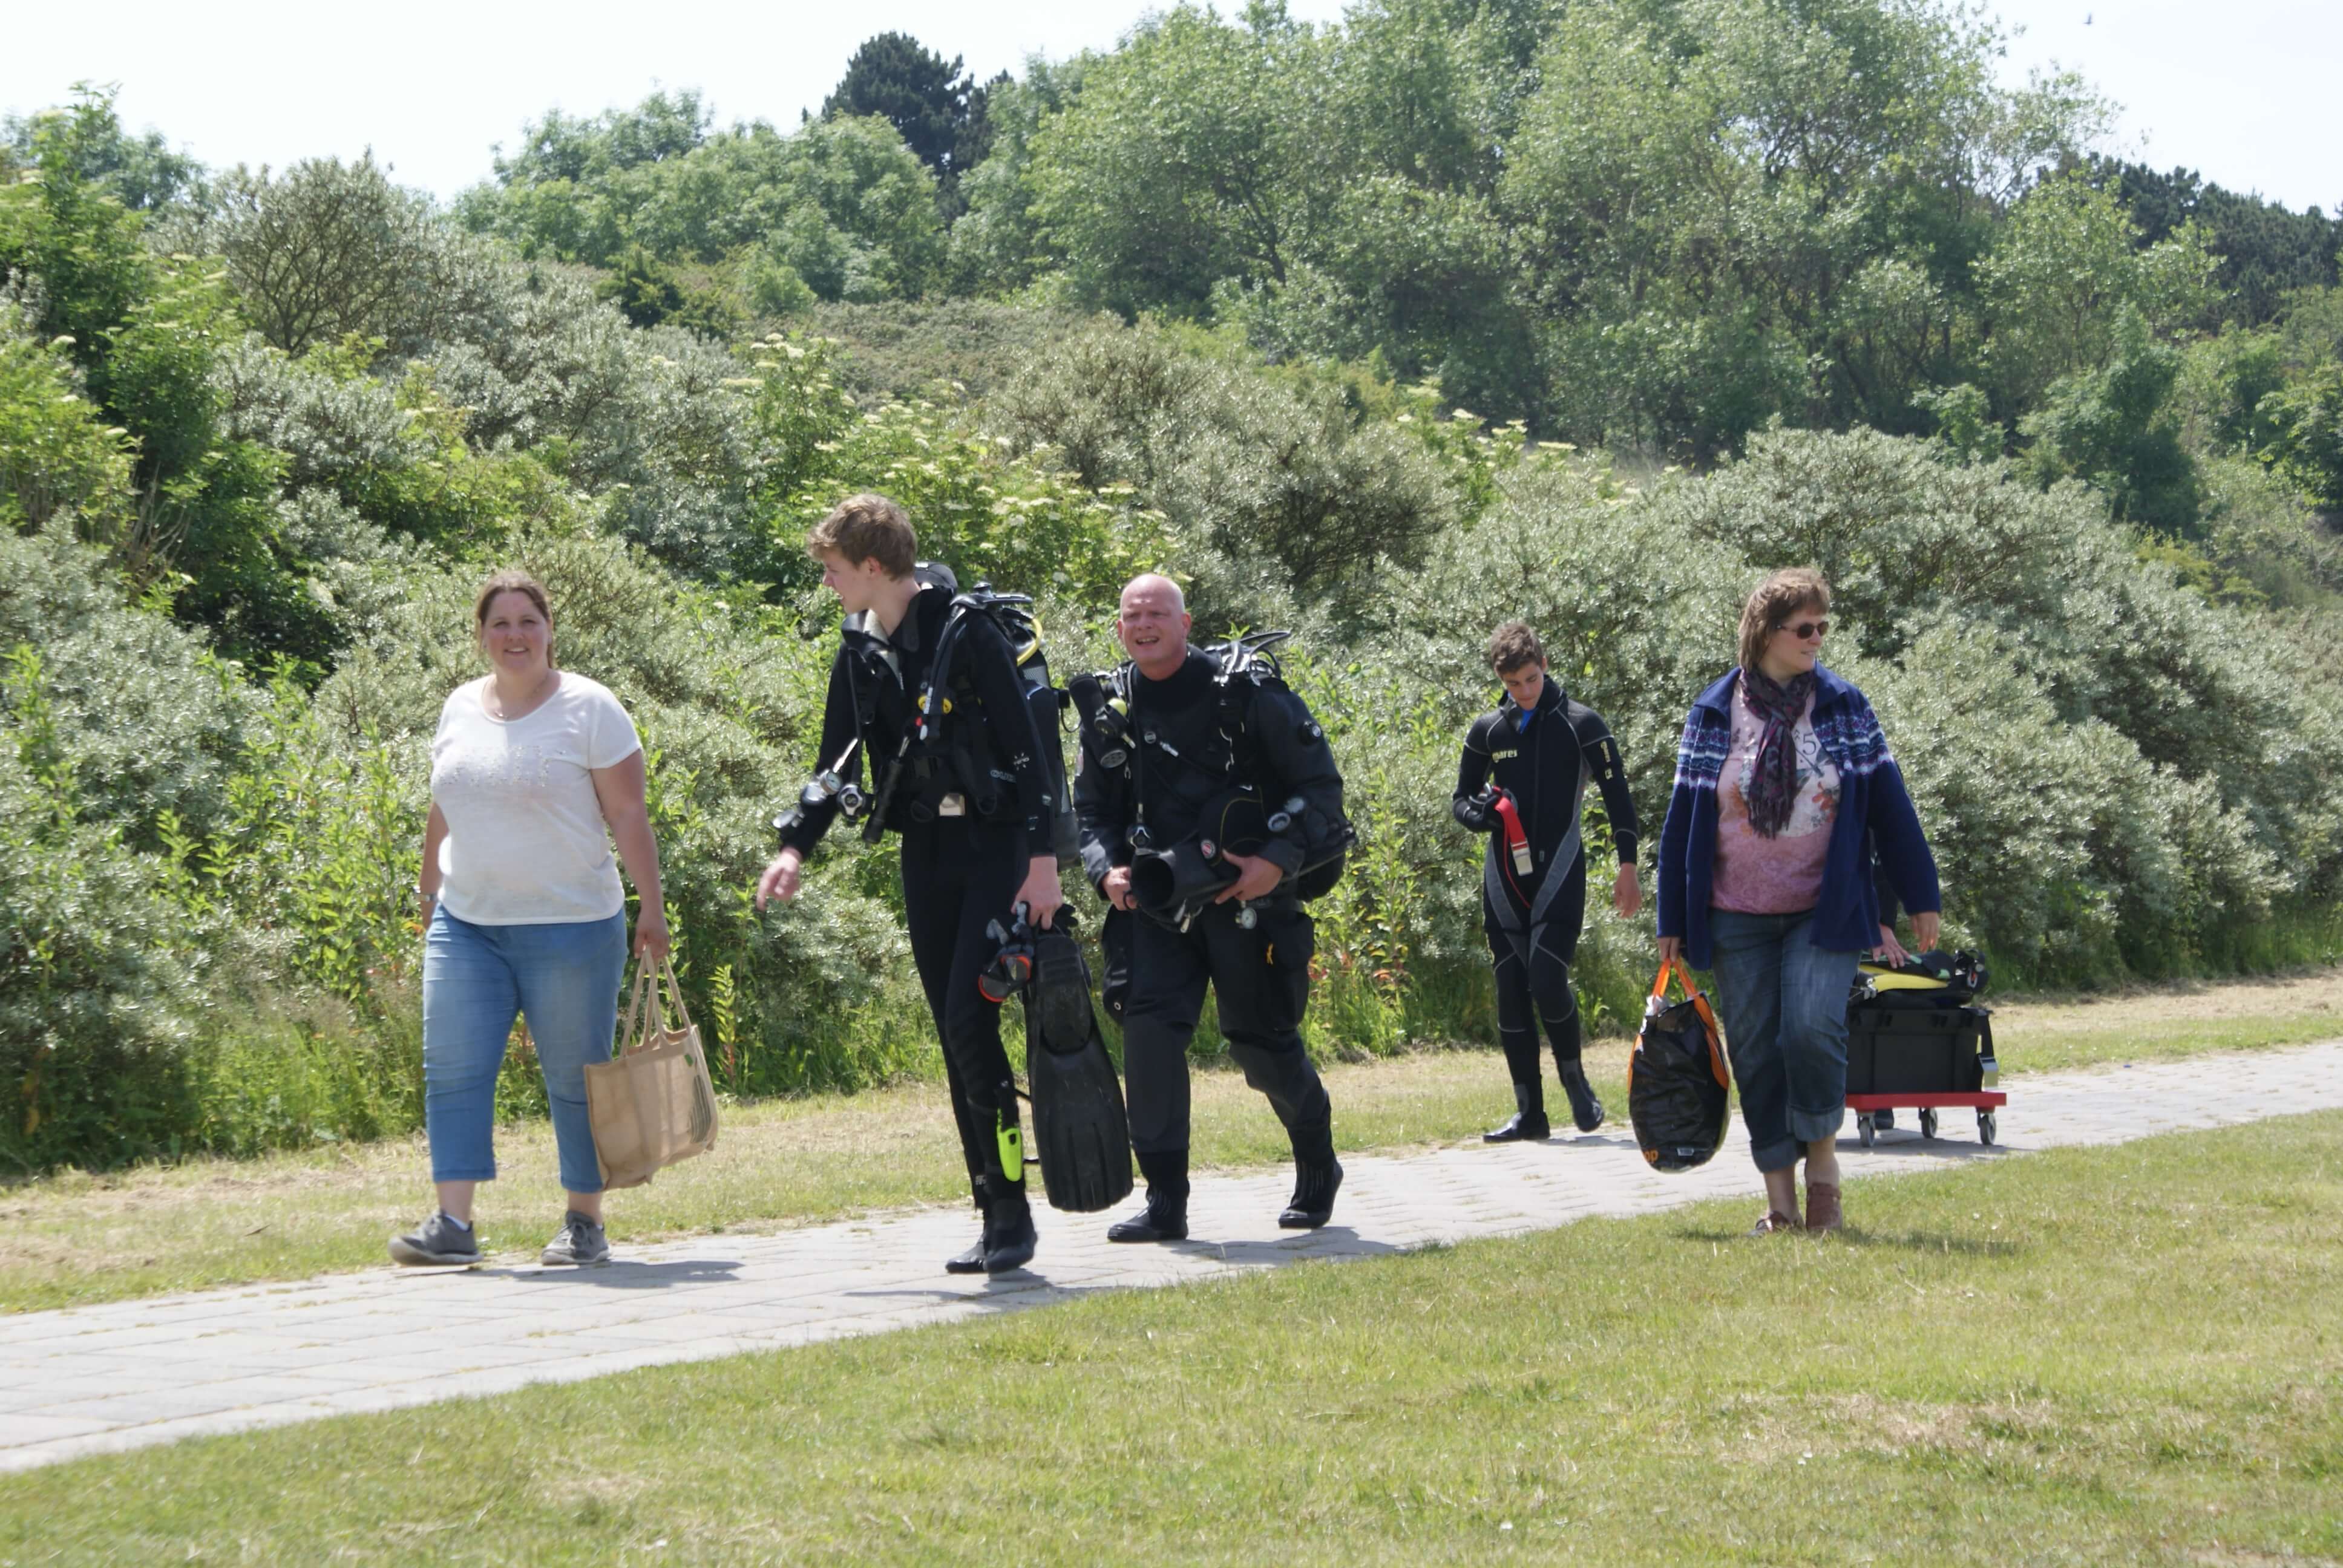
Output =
[
  {"x1": 1483, "y1": 1083, "x2": 1552, "y2": 1143},
  {"x1": 1557, "y1": 1059, "x2": 1605, "y2": 1134},
  {"x1": 1108, "y1": 1151, "x2": 1190, "y2": 1243},
  {"x1": 981, "y1": 1178, "x2": 1037, "y2": 1274},
  {"x1": 1278, "y1": 1122, "x2": 1343, "y2": 1229},
  {"x1": 943, "y1": 1186, "x2": 988, "y2": 1275},
  {"x1": 979, "y1": 1092, "x2": 1038, "y2": 1275},
  {"x1": 1279, "y1": 1157, "x2": 1344, "y2": 1229}
]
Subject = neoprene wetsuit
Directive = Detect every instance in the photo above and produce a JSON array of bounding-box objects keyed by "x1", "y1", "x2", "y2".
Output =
[
  {"x1": 1453, "y1": 679, "x2": 1640, "y2": 1100},
  {"x1": 1075, "y1": 645, "x2": 1345, "y2": 1201},
  {"x1": 782, "y1": 572, "x2": 1058, "y2": 1211}
]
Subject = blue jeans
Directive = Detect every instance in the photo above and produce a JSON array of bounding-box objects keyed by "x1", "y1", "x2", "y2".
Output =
[
  {"x1": 1708, "y1": 907, "x2": 1862, "y2": 1173},
  {"x1": 422, "y1": 908, "x2": 627, "y2": 1195}
]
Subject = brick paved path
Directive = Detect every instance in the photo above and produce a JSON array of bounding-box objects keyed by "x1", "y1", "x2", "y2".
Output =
[{"x1": 5, "y1": 1043, "x2": 2339, "y2": 1474}]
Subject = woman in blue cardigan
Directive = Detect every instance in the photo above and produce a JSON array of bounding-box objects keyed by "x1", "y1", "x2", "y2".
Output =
[{"x1": 1655, "y1": 568, "x2": 1941, "y2": 1235}]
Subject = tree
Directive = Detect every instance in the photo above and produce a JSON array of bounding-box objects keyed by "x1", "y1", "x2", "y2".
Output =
[
  {"x1": 2261, "y1": 361, "x2": 2343, "y2": 512},
  {"x1": 3, "y1": 86, "x2": 200, "y2": 212},
  {"x1": 949, "y1": 57, "x2": 1090, "y2": 295},
  {"x1": 1, "y1": 100, "x2": 332, "y2": 664},
  {"x1": 1500, "y1": 0, "x2": 2104, "y2": 452},
  {"x1": 1029, "y1": 4, "x2": 1343, "y2": 317},
  {"x1": 454, "y1": 96, "x2": 943, "y2": 301},
  {"x1": 183, "y1": 156, "x2": 439, "y2": 355},
  {"x1": 2090, "y1": 157, "x2": 2342, "y2": 327},
  {"x1": 491, "y1": 89, "x2": 711, "y2": 188},
  {"x1": 2019, "y1": 309, "x2": 2200, "y2": 535},
  {"x1": 1975, "y1": 174, "x2": 2218, "y2": 416},
  {"x1": 822, "y1": 33, "x2": 986, "y2": 188}
]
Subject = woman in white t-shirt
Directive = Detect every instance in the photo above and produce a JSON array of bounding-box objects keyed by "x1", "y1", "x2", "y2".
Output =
[{"x1": 389, "y1": 570, "x2": 669, "y2": 1269}]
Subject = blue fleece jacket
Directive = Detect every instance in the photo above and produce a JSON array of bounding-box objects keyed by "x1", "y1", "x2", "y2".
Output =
[{"x1": 1655, "y1": 665, "x2": 1940, "y2": 969}]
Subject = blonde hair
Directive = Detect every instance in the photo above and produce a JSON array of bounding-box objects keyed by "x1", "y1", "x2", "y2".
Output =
[
  {"x1": 474, "y1": 569, "x2": 555, "y2": 667},
  {"x1": 806, "y1": 492, "x2": 916, "y2": 579},
  {"x1": 1738, "y1": 567, "x2": 1830, "y2": 676}
]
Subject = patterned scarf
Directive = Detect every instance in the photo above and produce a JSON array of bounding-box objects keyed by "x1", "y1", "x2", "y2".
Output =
[{"x1": 1740, "y1": 666, "x2": 1817, "y2": 839}]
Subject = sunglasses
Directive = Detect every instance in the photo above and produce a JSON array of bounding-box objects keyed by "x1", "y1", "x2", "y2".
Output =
[{"x1": 1774, "y1": 619, "x2": 1829, "y2": 640}]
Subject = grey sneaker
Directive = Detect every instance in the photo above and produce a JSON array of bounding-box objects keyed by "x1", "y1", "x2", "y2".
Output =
[
  {"x1": 540, "y1": 1211, "x2": 610, "y2": 1266},
  {"x1": 389, "y1": 1212, "x2": 481, "y2": 1267}
]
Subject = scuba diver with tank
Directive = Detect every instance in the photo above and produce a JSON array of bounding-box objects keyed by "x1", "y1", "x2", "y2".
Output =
[
  {"x1": 1072, "y1": 573, "x2": 1354, "y2": 1243},
  {"x1": 755, "y1": 493, "x2": 1073, "y2": 1276},
  {"x1": 1453, "y1": 621, "x2": 1642, "y2": 1141}
]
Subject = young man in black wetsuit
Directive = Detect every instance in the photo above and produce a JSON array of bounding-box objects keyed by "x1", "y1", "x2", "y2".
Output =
[
  {"x1": 1075, "y1": 573, "x2": 1348, "y2": 1241},
  {"x1": 755, "y1": 494, "x2": 1066, "y2": 1275},
  {"x1": 1453, "y1": 621, "x2": 1642, "y2": 1140}
]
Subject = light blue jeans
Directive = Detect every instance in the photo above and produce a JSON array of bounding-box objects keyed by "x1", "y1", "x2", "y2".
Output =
[
  {"x1": 1708, "y1": 907, "x2": 1863, "y2": 1173},
  {"x1": 422, "y1": 907, "x2": 627, "y2": 1194}
]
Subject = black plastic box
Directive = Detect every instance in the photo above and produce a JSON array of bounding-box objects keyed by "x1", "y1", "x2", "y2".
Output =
[{"x1": 1844, "y1": 1000, "x2": 1991, "y2": 1095}]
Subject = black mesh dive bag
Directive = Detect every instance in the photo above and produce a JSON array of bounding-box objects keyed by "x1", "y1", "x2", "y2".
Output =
[{"x1": 1627, "y1": 960, "x2": 1732, "y2": 1172}]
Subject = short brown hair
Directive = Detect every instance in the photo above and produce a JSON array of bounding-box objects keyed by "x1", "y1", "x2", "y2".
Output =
[
  {"x1": 474, "y1": 567, "x2": 555, "y2": 668},
  {"x1": 1486, "y1": 621, "x2": 1545, "y2": 674},
  {"x1": 807, "y1": 492, "x2": 916, "y2": 579},
  {"x1": 1738, "y1": 567, "x2": 1830, "y2": 675}
]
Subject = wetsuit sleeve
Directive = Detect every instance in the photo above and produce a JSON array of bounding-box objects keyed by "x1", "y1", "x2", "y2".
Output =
[
  {"x1": 1073, "y1": 707, "x2": 1132, "y2": 895},
  {"x1": 1249, "y1": 682, "x2": 1345, "y2": 881},
  {"x1": 1573, "y1": 707, "x2": 1640, "y2": 866},
  {"x1": 779, "y1": 650, "x2": 861, "y2": 859},
  {"x1": 942, "y1": 615, "x2": 1048, "y2": 862},
  {"x1": 1452, "y1": 716, "x2": 1496, "y2": 831}
]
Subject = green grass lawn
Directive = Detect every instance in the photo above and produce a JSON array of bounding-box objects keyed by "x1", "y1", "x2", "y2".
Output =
[
  {"x1": 5, "y1": 1112, "x2": 2338, "y2": 1564},
  {"x1": 5, "y1": 967, "x2": 2341, "y2": 1316}
]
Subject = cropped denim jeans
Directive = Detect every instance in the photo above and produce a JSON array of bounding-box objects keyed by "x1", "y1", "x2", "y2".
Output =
[
  {"x1": 1708, "y1": 907, "x2": 1863, "y2": 1173},
  {"x1": 422, "y1": 907, "x2": 627, "y2": 1195}
]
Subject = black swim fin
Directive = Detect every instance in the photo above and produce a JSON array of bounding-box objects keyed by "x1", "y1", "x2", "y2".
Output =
[{"x1": 1026, "y1": 923, "x2": 1135, "y2": 1213}]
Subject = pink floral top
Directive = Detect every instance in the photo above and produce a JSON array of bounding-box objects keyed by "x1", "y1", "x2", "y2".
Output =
[{"x1": 1711, "y1": 687, "x2": 1841, "y2": 915}]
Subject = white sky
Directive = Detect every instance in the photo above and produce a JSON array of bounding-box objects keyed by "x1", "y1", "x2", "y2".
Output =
[{"x1": 4, "y1": 0, "x2": 2336, "y2": 214}]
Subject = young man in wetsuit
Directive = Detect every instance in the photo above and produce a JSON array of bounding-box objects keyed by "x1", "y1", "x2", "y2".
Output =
[
  {"x1": 755, "y1": 494, "x2": 1065, "y2": 1275},
  {"x1": 1453, "y1": 621, "x2": 1641, "y2": 1140},
  {"x1": 1075, "y1": 573, "x2": 1348, "y2": 1241}
]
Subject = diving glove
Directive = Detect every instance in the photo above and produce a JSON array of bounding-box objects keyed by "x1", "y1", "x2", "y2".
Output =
[{"x1": 1452, "y1": 788, "x2": 1501, "y2": 833}]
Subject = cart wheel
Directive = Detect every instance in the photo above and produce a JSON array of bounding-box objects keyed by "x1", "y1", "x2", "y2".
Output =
[
  {"x1": 1978, "y1": 1111, "x2": 1997, "y2": 1146},
  {"x1": 1857, "y1": 1112, "x2": 1876, "y2": 1149},
  {"x1": 1918, "y1": 1108, "x2": 1939, "y2": 1141}
]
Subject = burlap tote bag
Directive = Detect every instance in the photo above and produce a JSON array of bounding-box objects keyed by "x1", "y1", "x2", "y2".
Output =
[{"x1": 586, "y1": 958, "x2": 719, "y2": 1189}]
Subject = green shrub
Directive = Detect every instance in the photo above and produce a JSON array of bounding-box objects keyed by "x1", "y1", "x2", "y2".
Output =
[
  {"x1": 0, "y1": 309, "x2": 131, "y2": 538},
  {"x1": 0, "y1": 655, "x2": 205, "y2": 1169},
  {"x1": 987, "y1": 320, "x2": 1460, "y2": 610}
]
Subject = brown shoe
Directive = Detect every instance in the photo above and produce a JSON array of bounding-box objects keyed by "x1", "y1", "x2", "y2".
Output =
[
  {"x1": 1805, "y1": 1182, "x2": 1843, "y2": 1234},
  {"x1": 1748, "y1": 1209, "x2": 1802, "y2": 1236}
]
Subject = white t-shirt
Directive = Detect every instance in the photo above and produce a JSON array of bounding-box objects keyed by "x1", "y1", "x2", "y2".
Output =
[{"x1": 430, "y1": 673, "x2": 643, "y2": 926}]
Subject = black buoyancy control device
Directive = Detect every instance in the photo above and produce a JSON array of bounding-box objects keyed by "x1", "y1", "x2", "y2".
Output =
[
  {"x1": 1069, "y1": 630, "x2": 1352, "y2": 926},
  {"x1": 790, "y1": 564, "x2": 1076, "y2": 854},
  {"x1": 920, "y1": 580, "x2": 1077, "y2": 859}
]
